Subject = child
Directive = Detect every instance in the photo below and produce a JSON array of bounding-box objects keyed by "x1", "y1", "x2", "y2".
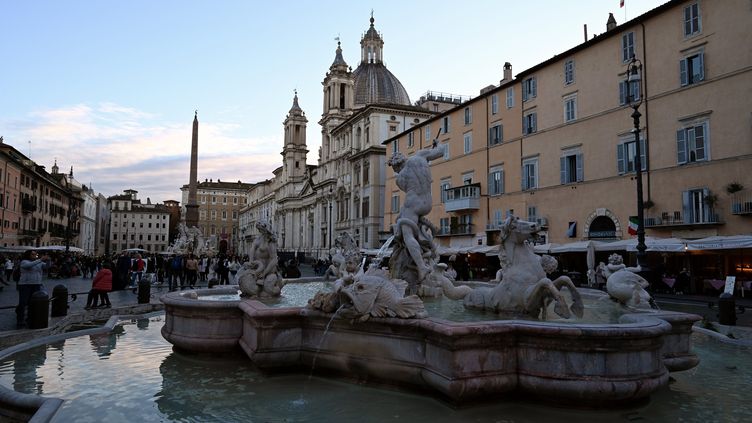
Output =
[{"x1": 86, "y1": 263, "x2": 113, "y2": 309}]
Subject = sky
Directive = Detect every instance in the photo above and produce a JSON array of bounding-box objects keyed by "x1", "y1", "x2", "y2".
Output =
[{"x1": 0, "y1": 0, "x2": 665, "y2": 204}]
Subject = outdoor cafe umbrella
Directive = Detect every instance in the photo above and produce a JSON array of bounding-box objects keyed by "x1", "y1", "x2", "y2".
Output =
[{"x1": 586, "y1": 241, "x2": 596, "y2": 287}]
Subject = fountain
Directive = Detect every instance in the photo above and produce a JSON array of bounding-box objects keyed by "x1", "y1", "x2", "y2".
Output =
[{"x1": 159, "y1": 142, "x2": 701, "y2": 406}]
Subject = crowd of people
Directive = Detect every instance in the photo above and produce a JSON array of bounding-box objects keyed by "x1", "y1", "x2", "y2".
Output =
[{"x1": 0, "y1": 249, "x2": 255, "y2": 329}]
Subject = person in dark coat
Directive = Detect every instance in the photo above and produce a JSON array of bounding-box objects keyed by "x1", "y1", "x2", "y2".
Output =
[{"x1": 114, "y1": 252, "x2": 131, "y2": 291}]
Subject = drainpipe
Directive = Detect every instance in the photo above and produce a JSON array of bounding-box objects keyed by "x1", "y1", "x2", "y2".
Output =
[
  {"x1": 485, "y1": 95, "x2": 491, "y2": 236},
  {"x1": 641, "y1": 22, "x2": 651, "y2": 202}
]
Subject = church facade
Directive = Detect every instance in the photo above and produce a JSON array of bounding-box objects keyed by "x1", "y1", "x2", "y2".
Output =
[{"x1": 239, "y1": 17, "x2": 458, "y2": 259}]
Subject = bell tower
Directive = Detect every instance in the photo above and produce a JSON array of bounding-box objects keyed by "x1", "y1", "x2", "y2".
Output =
[
  {"x1": 282, "y1": 90, "x2": 309, "y2": 182},
  {"x1": 320, "y1": 40, "x2": 354, "y2": 162}
]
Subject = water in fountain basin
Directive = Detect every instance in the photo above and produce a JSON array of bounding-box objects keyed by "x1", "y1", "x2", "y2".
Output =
[{"x1": 0, "y1": 315, "x2": 749, "y2": 422}]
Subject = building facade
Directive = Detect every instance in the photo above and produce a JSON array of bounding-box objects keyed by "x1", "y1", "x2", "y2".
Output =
[
  {"x1": 180, "y1": 180, "x2": 253, "y2": 254},
  {"x1": 240, "y1": 16, "x2": 461, "y2": 259},
  {"x1": 108, "y1": 190, "x2": 170, "y2": 253},
  {"x1": 383, "y1": 0, "x2": 752, "y2": 251}
]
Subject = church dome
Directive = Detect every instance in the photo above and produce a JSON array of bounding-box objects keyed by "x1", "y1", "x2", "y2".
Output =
[
  {"x1": 352, "y1": 63, "x2": 411, "y2": 106},
  {"x1": 352, "y1": 15, "x2": 411, "y2": 107}
]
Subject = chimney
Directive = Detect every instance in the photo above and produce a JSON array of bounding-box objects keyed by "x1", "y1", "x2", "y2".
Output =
[
  {"x1": 501, "y1": 62, "x2": 512, "y2": 84},
  {"x1": 606, "y1": 13, "x2": 617, "y2": 31},
  {"x1": 583, "y1": 24, "x2": 588, "y2": 42}
]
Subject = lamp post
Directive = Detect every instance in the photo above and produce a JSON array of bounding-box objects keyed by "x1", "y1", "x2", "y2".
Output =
[{"x1": 626, "y1": 55, "x2": 647, "y2": 269}]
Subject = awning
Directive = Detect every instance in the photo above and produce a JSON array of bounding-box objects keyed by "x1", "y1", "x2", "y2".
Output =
[
  {"x1": 686, "y1": 235, "x2": 752, "y2": 250},
  {"x1": 37, "y1": 245, "x2": 85, "y2": 253}
]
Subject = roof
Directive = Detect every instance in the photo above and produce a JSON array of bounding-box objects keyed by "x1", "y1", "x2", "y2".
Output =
[{"x1": 353, "y1": 63, "x2": 411, "y2": 107}]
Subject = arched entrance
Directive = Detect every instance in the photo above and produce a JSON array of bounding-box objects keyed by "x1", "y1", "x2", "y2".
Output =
[
  {"x1": 219, "y1": 239, "x2": 228, "y2": 255},
  {"x1": 583, "y1": 208, "x2": 623, "y2": 239}
]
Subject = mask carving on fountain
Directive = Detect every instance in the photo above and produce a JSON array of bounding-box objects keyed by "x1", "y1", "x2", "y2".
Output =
[{"x1": 238, "y1": 220, "x2": 285, "y2": 297}]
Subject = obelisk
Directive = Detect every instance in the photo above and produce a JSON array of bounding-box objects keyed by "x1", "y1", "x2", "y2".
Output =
[{"x1": 185, "y1": 111, "x2": 200, "y2": 228}]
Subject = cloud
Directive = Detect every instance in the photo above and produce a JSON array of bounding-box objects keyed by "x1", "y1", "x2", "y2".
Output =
[{"x1": 0, "y1": 103, "x2": 283, "y2": 203}]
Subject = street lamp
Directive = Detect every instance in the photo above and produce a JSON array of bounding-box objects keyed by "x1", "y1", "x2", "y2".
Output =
[{"x1": 626, "y1": 55, "x2": 647, "y2": 269}]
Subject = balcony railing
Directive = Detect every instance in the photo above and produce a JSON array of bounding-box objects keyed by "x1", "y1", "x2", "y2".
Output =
[
  {"x1": 645, "y1": 208, "x2": 725, "y2": 227},
  {"x1": 437, "y1": 223, "x2": 474, "y2": 236},
  {"x1": 444, "y1": 183, "x2": 481, "y2": 212},
  {"x1": 21, "y1": 199, "x2": 36, "y2": 214},
  {"x1": 731, "y1": 191, "x2": 752, "y2": 215}
]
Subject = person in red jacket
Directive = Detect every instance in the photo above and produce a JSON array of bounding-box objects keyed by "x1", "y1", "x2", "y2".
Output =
[{"x1": 86, "y1": 262, "x2": 113, "y2": 309}]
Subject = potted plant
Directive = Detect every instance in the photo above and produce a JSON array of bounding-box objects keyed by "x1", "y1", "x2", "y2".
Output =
[{"x1": 726, "y1": 182, "x2": 744, "y2": 194}]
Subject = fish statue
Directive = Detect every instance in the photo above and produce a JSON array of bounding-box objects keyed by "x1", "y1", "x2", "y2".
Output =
[{"x1": 337, "y1": 268, "x2": 428, "y2": 321}]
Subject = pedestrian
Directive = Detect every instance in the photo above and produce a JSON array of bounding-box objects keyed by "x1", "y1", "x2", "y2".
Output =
[
  {"x1": 170, "y1": 255, "x2": 183, "y2": 291},
  {"x1": 86, "y1": 263, "x2": 113, "y2": 309},
  {"x1": 15, "y1": 250, "x2": 50, "y2": 328},
  {"x1": 228, "y1": 257, "x2": 240, "y2": 284},
  {"x1": 130, "y1": 254, "x2": 145, "y2": 287},
  {"x1": 4, "y1": 256, "x2": 14, "y2": 283},
  {"x1": 198, "y1": 256, "x2": 207, "y2": 282},
  {"x1": 115, "y1": 252, "x2": 131, "y2": 291},
  {"x1": 184, "y1": 254, "x2": 198, "y2": 288}
]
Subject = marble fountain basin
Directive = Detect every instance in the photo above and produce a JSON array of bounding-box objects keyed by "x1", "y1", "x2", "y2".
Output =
[{"x1": 160, "y1": 287, "x2": 700, "y2": 405}]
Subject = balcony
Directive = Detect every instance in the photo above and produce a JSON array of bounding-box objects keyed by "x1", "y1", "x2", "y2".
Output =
[
  {"x1": 437, "y1": 223, "x2": 474, "y2": 237},
  {"x1": 645, "y1": 209, "x2": 725, "y2": 228},
  {"x1": 730, "y1": 191, "x2": 752, "y2": 215},
  {"x1": 21, "y1": 199, "x2": 36, "y2": 214},
  {"x1": 443, "y1": 183, "x2": 481, "y2": 213}
]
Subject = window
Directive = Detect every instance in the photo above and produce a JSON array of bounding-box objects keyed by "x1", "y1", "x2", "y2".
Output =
[
  {"x1": 619, "y1": 79, "x2": 641, "y2": 105},
  {"x1": 489, "y1": 124, "x2": 503, "y2": 146},
  {"x1": 362, "y1": 197, "x2": 370, "y2": 218},
  {"x1": 683, "y1": 188, "x2": 712, "y2": 223},
  {"x1": 442, "y1": 142, "x2": 450, "y2": 160},
  {"x1": 363, "y1": 161, "x2": 370, "y2": 184},
  {"x1": 564, "y1": 95, "x2": 577, "y2": 122},
  {"x1": 622, "y1": 32, "x2": 634, "y2": 62},
  {"x1": 462, "y1": 172, "x2": 473, "y2": 185},
  {"x1": 464, "y1": 107, "x2": 472, "y2": 125},
  {"x1": 488, "y1": 166, "x2": 504, "y2": 196},
  {"x1": 407, "y1": 132, "x2": 414, "y2": 148},
  {"x1": 491, "y1": 94, "x2": 499, "y2": 115},
  {"x1": 391, "y1": 194, "x2": 400, "y2": 213},
  {"x1": 392, "y1": 139, "x2": 399, "y2": 154},
  {"x1": 560, "y1": 150, "x2": 583, "y2": 184},
  {"x1": 425, "y1": 125, "x2": 431, "y2": 141},
  {"x1": 463, "y1": 132, "x2": 472, "y2": 154},
  {"x1": 389, "y1": 125, "x2": 398, "y2": 132},
  {"x1": 522, "y1": 158, "x2": 538, "y2": 191},
  {"x1": 523, "y1": 111, "x2": 537, "y2": 134},
  {"x1": 222, "y1": 211, "x2": 227, "y2": 220},
  {"x1": 617, "y1": 137, "x2": 647, "y2": 174},
  {"x1": 564, "y1": 59, "x2": 575, "y2": 85},
  {"x1": 680, "y1": 52, "x2": 704, "y2": 86},
  {"x1": 677, "y1": 121, "x2": 708, "y2": 164},
  {"x1": 440, "y1": 179, "x2": 451, "y2": 203},
  {"x1": 442, "y1": 116, "x2": 451, "y2": 134},
  {"x1": 683, "y1": 2, "x2": 701, "y2": 36},
  {"x1": 522, "y1": 77, "x2": 537, "y2": 101},
  {"x1": 506, "y1": 87, "x2": 514, "y2": 108},
  {"x1": 440, "y1": 217, "x2": 450, "y2": 234}
]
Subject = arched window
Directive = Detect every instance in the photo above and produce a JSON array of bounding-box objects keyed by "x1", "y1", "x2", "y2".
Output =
[{"x1": 588, "y1": 216, "x2": 617, "y2": 239}]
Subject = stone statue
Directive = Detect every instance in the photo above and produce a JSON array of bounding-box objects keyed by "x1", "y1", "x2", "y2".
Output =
[
  {"x1": 238, "y1": 220, "x2": 285, "y2": 297},
  {"x1": 324, "y1": 232, "x2": 361, "y2": 281},
  {"x1": 308, "y1": 267, "x2": 427, "y2": 321},
  {"x1": 462, "y1": 215, "x2": 584, "y2": 319},
  {"x1": 387, "y1": 141, "x2": 446, "y2": 291},
  {"x1": 602, "y1": 253, "x2": 656, "y2": 309},
  {"x1": 169, "y1": 223, "x2": 211, "y2": 255}
]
